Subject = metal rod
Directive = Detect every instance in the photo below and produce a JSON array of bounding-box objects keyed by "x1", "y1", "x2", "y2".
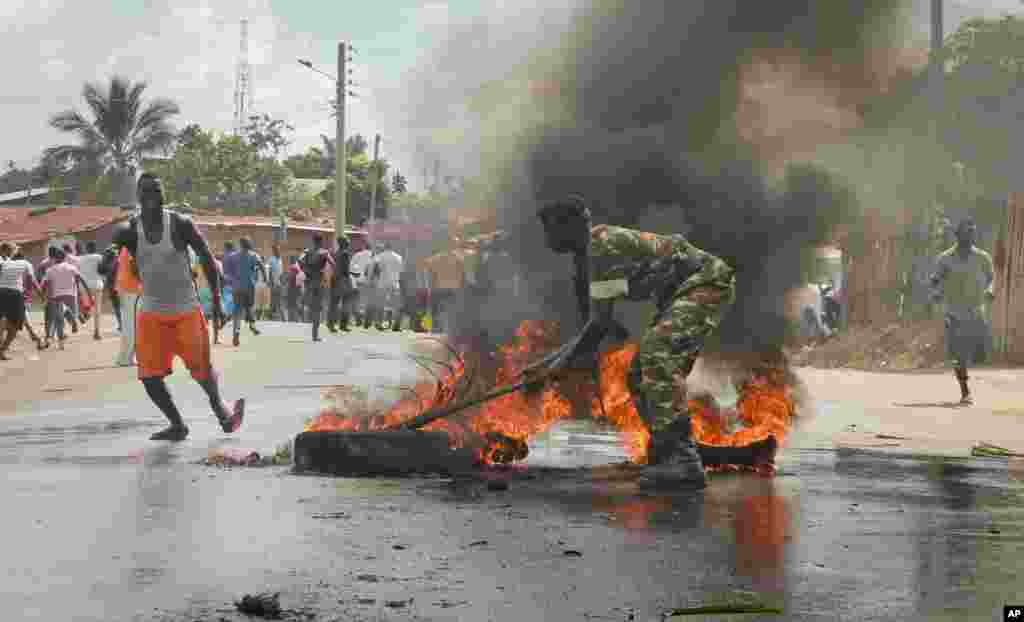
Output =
[{"x1": 394, "y1": 379, "x2": 537, "y2": 431}]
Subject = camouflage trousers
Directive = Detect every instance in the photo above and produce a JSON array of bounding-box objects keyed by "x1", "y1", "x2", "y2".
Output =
[{"x1": 627, "y1": 283, "x2": 735, "y2": 437}]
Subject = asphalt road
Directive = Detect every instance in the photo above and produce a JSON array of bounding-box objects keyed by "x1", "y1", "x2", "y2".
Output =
[{"x1": 2, "y1": 321, "x2": 1022, "y2": 621}]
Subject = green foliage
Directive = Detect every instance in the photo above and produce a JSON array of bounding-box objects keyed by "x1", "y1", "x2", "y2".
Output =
[
  {"x1": 244, "y1": 113, "x2": 295, "y2": 160},
  {"x1": 315, "y1": 137, "x2": 395, "y2": 225},
  {"x1": 46, "y1": 76, "x2": 179, "y2": 205},
  {"x1": 943, "y1": 16, "x2": 1024, "y2": 76},
  {"x1": 346, "y1": 134, "x2": 369, "y2": 157},
  {"x1": 151, "y1": 125, "x2": 298, "y2": 214},
  {"x1": 938, "y1": 14, "x2": 1024, "y2": 202},
  {"x1": 284, "y1": 147, "x2": 328, "y2": 179},
  {"x1": 47, "y1": 175, "x2": 65, "y2": 207}
]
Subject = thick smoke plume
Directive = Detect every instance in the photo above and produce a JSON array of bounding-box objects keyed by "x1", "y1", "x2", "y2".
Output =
[{"x1": 396, "y1": 0, "x2": 915, "y2": 357}]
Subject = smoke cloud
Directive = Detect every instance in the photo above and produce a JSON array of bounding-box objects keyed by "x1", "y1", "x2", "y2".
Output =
[{"x1": 396, "y1": 0, "x2": 915, "y2": 355}]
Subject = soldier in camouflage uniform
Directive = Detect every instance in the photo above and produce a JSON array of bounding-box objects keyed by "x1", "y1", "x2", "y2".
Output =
[{"x1": 537, "y1": 195, "x2": 736, "y2": 488}]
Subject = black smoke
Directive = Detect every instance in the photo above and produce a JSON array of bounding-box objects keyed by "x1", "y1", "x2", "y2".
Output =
[{"x1": 411, "y1": 0, "x2": 909, "y2": 354}]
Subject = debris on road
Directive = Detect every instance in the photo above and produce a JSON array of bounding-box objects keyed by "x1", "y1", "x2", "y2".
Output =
[
  {"x1": 563, "y1": 549, "x2": 583, "y2": 557},
  {"x1": 972, "y1": 442, "x2": 1024, "y2": 458},
  {"x1": 234, "y1": 592, "x2": 282, "y2": 619},
  {"x1": 201, "y1": 445, "x2": 293, "y2": 468},
  {"x1": 310, "y1": 511, "x2": 349, "y2": 519},
  {"x1": 666, "y1": 604, "x2": 783, "y2": 616},
  {"x1": 205, "y1": 448, "x2": 262, "y2": 466}
]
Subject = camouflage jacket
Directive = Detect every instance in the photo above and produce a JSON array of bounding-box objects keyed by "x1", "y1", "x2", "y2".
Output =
[{"x1": 588, "y1": 225, "x2": 734, "y2": 308}]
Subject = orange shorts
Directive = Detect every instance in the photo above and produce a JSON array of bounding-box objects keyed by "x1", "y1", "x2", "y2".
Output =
[{"x1": 136, "y1": 308, "x2": 212, "y2": 381}]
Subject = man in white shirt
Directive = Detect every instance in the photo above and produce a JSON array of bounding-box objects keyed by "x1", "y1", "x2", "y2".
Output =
[
  {"x1": 77, "y1": 242, "x2": 105, "y2": 340},
  {"x1": 0, "y1": 242, "x2": 42, "y2": 359},
  {"x1": 372, "y1": 242, "x2": 404, "y2": 330},
  {"x1": 349, "y1": 243, "x2": 374, "y2": 327}
]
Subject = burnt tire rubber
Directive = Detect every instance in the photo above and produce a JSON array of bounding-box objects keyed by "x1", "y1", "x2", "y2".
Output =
[
  {"x1": 293, "y1": 431, "x2": 477, "y2": 477},
  {"x1": 696, "y1": 436, "x2": 778, "y2": 468}
]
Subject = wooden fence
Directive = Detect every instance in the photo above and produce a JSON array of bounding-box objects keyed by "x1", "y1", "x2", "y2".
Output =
[
  {"x1": 992, "y1": 192, "x2": 1024, "y2": 363},
  {"x1": 844, "y1": 235, "x2": 902, "y2": 326}
]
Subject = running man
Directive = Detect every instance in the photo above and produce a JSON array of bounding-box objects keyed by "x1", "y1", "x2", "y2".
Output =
[
  {"x1": 0, "y1": 243, "x2": 43, "y2": 359},
  {"x1": 78, "y1": 242, "x2": 105, "y2": 340},
  {"x1": 223, "y1": 236, "x2": 265, "y2": 347},
  {"x1": 40, "y1": 249, "x2": 95, "y2": 350},
  {"x1": 112, "y1": 173, "x2": 244, "y2": 441},
  {"x1": 930, "y1": 218, "x2": 995, "y2": 405},
  {"x1": 299, "y1": 234, "x2": 333, "y2": 342}
]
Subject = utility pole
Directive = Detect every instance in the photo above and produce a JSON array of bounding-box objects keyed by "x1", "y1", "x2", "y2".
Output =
[
  {"x1": 930, "y1": 0, "x2": 944, "y2": 216},
  {"x1": 336, "y1": 42, "x2": 348, "y2": 236},
  {"x1": 368, "y1": 133, "x2": 382, "y2": 250}
]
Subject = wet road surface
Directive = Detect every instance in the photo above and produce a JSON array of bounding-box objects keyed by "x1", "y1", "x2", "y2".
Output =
[{"x1": 2, "y1": 322, "x2": 1022, "y2": 621}]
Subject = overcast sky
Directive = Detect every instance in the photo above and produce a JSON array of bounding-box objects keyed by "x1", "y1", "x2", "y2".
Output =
[{"x1": 2, "y1": 0, "x2": 1021, "y2": 192}]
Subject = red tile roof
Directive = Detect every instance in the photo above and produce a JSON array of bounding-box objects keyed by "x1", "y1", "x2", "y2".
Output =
[
  {"x1": 190, "y1": 213, "x2": 367, "y2": 236},
  {"x1": 0, "y1": 206, "x2": 131, "y2": 244}
]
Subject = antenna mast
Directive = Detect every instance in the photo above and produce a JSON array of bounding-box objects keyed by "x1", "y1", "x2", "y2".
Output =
[{"x1": 233, "y1": 18, "x2": 251, "y2": 136}]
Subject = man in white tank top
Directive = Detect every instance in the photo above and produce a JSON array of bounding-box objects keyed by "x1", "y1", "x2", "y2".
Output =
[{"x1": 113, "y1": 173, "x2": 245, "y2": 441}]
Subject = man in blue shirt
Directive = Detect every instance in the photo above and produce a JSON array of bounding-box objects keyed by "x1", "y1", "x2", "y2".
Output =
[
  {"x1": 224, "y1": 237, "x2": 266, "y2": 347},
  {"x1": 268, "y1": 244, "x2": 284, "y2": 321}
]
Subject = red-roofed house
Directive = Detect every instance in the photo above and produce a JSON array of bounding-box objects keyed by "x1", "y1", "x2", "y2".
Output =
[{"x1": 0, "y1": 206, "x2": 132, "y2": 262}]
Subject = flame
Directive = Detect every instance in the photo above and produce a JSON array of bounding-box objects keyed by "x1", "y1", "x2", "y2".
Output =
[
  {"x1": 689, "y1": 377, "x2": 795, "y2": 448},
  {"x1": 305, "y1": 320, "x2": 795, "y2": 468}
]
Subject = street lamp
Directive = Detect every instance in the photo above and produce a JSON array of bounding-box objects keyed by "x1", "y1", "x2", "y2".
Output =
[{"x1": 298, "y1": 49, "x2": 347, "y2": 236}]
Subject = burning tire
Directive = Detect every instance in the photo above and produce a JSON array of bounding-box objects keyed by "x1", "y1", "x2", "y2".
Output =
[{"x1": 697, "y1": 435, "x2": 778, "y2": 468}]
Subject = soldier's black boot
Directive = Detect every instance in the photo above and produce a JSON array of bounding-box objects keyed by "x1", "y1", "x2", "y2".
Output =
[
  {"x1": 339, "y1": 312, "x2": 351, "y2": 332},
  {"x1": 956, "y1": 367, "x2": 972, "y2": 405},
  {"x1": 363, "y1": 310, "x2": 374, "y2": 330},
  {"x1": 638, "y1": 414, "x2": 706, "y2": 490},
  {"x1": 381, "y1": 310, "x2": 393, "y2": 331}
]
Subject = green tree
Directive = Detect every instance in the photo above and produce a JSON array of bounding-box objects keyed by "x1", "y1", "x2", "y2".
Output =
[
  {"x1": 213, "y1": 135, "x2": 259, "y2": 210},
  {"x1": 283, "y1": 146, "x2": 327, "y2": 179},
  {"x1": 346, "y1": 134, "x2": 368, "y2": 157},
  {"x1": 177, "y1": 123, "x2": 205, "y2": 150},
  {"x1": 46, "y1": 76, "x2": 179, "y2": 207},
  {"x1": 939, "y1": 14, "x2": 1024, "y2": 210},
  {"x1": 319, "y1": 152, "x2": 393, "y2": 226},
  {"x1": 244, "y1": 113, "x2": 294, "y2": 160}
]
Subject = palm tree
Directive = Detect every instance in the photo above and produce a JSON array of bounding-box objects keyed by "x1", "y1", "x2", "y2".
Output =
[{"x1": 46, "y1": 76, "x2": 180, "y2": 207}]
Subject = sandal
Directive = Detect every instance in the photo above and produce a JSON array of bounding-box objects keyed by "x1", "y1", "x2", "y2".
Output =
[{"x1": 219, "y1": 398, "x2": 246, "y2": 433}]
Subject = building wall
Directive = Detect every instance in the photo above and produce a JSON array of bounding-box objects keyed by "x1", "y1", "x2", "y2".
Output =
[
  {"x1": 16, "y1": 220, "x2": 126, "y2": 264},
  {"x1": 197, "y1": 224, "x2": 329, "y2": 261}
]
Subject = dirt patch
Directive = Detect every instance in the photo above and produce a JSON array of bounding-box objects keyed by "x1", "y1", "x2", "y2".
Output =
[{"x1": 788, "y1": 320, "x2": 948, "y2": 372}]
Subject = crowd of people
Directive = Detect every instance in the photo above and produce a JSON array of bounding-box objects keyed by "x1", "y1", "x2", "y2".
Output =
[
  {"x1": 0, "y1": 227, "x2": 504, "y2": 363},
  {"x1": 0, "y1": 240, "x2": 103, "y2": 358}
]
